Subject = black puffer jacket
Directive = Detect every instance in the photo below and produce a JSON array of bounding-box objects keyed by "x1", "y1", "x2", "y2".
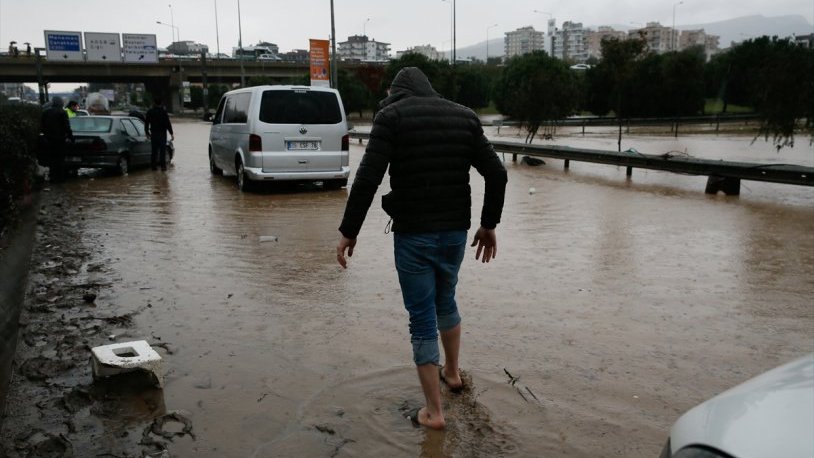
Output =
[{"x1": 339, "y1": 67, "x2": 507, "y2": 239}]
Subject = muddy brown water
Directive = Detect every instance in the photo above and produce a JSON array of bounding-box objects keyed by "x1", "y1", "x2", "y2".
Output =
[{"x1": 15, "y1": 121, "x2": 814, "y2": 456}]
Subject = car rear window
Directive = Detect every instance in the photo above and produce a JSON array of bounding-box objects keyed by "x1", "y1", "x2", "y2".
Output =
[
  {"x1": 259, "y1": 90, "x2": 341, "y2": 124},
  {"x1": 70, "y1": 117, "x2": 112, "y2": 132}
]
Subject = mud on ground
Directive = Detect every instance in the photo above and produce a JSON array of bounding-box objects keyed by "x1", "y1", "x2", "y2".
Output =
[{"x1": 0, "y1": 189, "x2": 188, "y2": 458}]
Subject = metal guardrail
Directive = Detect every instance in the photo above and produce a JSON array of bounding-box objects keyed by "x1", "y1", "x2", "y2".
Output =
[
  {"x1": 487, "y1": 113, "x2": 760, "y2": 128},
  {"x1": 348, "y1": 132, "x2": 813, "y2": 195}
]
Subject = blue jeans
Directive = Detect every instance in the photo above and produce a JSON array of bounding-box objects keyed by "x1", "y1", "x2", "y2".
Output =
[{"x1": 394, "y1": 230, "x2": 467, "y2": 366}]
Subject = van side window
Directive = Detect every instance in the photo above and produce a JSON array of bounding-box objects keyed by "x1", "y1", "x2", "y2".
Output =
[
  {"x1": 223, "y1": 92, "x2": 251, "y2": 124},
  {"x1": 213, "y1": 97, "x2": 226, "y2": 125},
  {"x1": 259, "y1": 90, "x2": 341, "y2": 124}
]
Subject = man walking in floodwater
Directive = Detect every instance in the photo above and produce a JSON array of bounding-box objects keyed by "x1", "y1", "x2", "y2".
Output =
[
  {"x1": 145, "y1": 98, "x2": 174, "y2": 171},
  {"x1": 336, "y1": 67, "x2": 507, "y2": 429}
]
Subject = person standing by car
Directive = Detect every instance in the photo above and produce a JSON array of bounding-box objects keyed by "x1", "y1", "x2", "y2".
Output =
[
  {"x1": 64, "y1": 100, "x2": 80, "y2": 118},
  {"x1": 41, "y1": 96, "x2": 74, "y2": 182},
  {"x1": 145, "y1": 98, "x2": 175, "y2": 171},
  {"x1": 335, "y1": 67, "x2": 508, "y2": 430}
]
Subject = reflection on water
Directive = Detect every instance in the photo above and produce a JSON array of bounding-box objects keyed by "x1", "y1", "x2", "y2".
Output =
[{"x1": 57, "y1": 121, "x2": 813, "y2": 457}]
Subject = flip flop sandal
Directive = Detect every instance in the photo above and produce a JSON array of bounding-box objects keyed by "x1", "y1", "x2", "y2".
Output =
[
  {"x1": 405, "y1": 407, "x2": 422, "y2": 428},
  {"x1": 439, "y1": 366, "x2": 464, "y2": 393}
]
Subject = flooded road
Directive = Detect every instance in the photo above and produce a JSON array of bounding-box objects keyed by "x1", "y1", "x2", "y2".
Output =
[{"x1": 10, "y1": 121, "x2": 814, "y2": 456}]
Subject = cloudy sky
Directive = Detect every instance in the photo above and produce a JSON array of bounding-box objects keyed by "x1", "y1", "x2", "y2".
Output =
[{"x1": 1, "y1": 0, "x2": 812, "y2": 55}]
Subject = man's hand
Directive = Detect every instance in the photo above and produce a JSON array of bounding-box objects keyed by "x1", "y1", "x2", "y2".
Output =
[
  {"x1": 336, "y1": 236, "x2": 357, "y2": 269},
  {"x1": 171, "y1": 134, "x2": 175, "y2": 142},
  {"x1": 471, "y1": 227, "x2": 497, "y2": 263}
]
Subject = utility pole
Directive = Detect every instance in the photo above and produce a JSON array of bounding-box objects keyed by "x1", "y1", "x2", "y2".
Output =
[
  {"x1": 214, "y1": 0, "x2": 221, "y2": 58},
  {"x1": 238, "y1": 0, "x2": 245, "y2": 86},
  {"x1": 452, "y1": 0, "x2": 456, "y2": 65},
  {"x1": 35, "y1": 47, "x2": 45, "y2": 104},
  {"x1": 330, "y1": 0, "x2": 337, "y2": 89}
]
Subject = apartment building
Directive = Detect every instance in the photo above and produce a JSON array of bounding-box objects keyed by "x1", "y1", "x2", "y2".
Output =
[
  {"x1": 396, "y1": 44, "x2": 444, "y2": 61},
  {"x1": 585, "y1": 26, "x2": 627, "y2": 60},
  {"x1": 338, "y1": 35, "x2": 391, "y2": 62},
  {"x1": 552, "y1": 21, "x2": 588, "y2": 62},
  {"x1": 629, "y1": 22, "x2": 679, "y2": 53},
  {"x1": 504, "y1": 26, "x2": 545, "y2": 58},
  {"x1": 679, "y1": 29, "x2": 720, "y2": 56}
]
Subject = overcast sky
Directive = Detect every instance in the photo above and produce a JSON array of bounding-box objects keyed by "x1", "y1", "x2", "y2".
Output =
[{"x1": 1, "y1": 0, "x2": 812, "y2": 56}]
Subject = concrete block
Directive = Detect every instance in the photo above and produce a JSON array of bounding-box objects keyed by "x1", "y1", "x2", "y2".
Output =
[{"x1": 91, "y1": 340, "x2": 163, "y2": 387}]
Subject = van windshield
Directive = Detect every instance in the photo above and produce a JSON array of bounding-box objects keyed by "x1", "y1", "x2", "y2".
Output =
[{"x1": 259, "y1": 90, "x2": 341, "y2": 125}]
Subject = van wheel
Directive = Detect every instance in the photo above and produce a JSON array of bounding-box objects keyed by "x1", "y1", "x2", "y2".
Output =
[
  {"x1": 117, "y1": 155, "x2": 129, "y2": 175},
  {"x1": 324, "y1": 178, "x2": 348, "y2": 190},
  {"x1": 236, "y1": 160, "x2": 252, "y2": 192},
  {"x1": 209, "y1": 150, "x2": 222, "y2": 176}
]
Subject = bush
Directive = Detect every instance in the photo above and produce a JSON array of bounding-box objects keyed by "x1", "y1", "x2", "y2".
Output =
[{"x1": 0, "y1": 103, "x2": 41, "y2": 236}]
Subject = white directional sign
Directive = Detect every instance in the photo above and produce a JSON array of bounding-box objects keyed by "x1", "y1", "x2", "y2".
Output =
[
  {"x1": 44, "y1": 30, "x2": 84, "y2": 61},
  {"x1": 84, "y1": 32, "x2": 121, "y2": 62},
  {"x1": 122, "y1": 33, "x2": 158, "y2": 63}
]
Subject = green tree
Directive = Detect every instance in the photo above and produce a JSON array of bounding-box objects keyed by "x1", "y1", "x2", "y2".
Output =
[
  {"x1": 454, "y1": 63, "x2": 492, "y2": 110},
  {"x1": 337, "y1": 68, "x2": 372, "y2": 117},
  {"x1": 494, "y1": 51, "x2": 579, "y2": 142},
  {"x1": 584, "y1": 36, "x2": 648, "y2": 150}
]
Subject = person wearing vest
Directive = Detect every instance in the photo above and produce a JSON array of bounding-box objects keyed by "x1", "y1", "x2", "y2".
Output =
[{"x1": 64, "y1": 100, "x2": 80, "y2": 118}]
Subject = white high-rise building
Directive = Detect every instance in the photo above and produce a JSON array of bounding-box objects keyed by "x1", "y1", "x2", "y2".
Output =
[
  {"x1": 504, "y1": 26, "x2": 546, "y2": 58},
  {"x1": 552, "y1": 21, "x2": 588, "y2": 62}
]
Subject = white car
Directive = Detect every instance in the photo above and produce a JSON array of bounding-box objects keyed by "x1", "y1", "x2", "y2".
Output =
[{"x1": 662, "y1": 353, "x2": 814, "y2": 458}]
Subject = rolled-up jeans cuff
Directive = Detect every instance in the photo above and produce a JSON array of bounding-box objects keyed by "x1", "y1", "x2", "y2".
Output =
[
  {"x1": 411, "y1": 337, "x2": 440, "y2": 366},
  {"x1": 437, "y1": 311, "x2": 461, "y2": 332}
]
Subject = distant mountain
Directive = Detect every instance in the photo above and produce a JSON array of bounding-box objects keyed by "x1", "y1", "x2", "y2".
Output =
[
  {"x1": 451, "y1": 38, "x2": 505, "y2": 62},
  {"x1": 443, "y1": 14, "x2": 813, "y2": 60},
  {"x1": 680, "y1": 14, "x2": 812, "y2": 48}
]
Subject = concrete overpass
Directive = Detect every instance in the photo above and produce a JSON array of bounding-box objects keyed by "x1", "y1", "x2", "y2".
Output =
[{"x1": 0, "y1": 56, "x2": 309, "y2": 111}]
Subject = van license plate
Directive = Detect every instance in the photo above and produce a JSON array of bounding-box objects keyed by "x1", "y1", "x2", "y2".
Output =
[{"x1": 286, "y1": 141, "x2": 320, "y2": 151}]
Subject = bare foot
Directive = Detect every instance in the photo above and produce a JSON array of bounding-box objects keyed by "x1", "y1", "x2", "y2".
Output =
[
  {"x1": 417, "y1": 407, "x2": 446, "y2": 430},
  {"x1": 440, "y1": 366, "x2": 464, "y2": 391}
]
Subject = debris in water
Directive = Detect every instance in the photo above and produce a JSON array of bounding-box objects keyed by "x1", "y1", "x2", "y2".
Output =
[
  {"x1": 504, "y1": 368, "x2": 520, "y2": 386},
  {"x1": 529, "y1": 187, "x2": 536, "y2": 194},
  {"x1": 259, "y1": 235, "x2": 278, "y2": 242},
  {"x1": 82, "y1": 293, "x2": 97, "y2": 303},
  {"x1": 91, "y1": 340, "x2": 164, "y2": 387}
]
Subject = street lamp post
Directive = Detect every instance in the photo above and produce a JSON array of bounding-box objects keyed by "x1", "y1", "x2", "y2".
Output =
[
  {"x1": 441, "y1": 0, "x2": 454, "y2": 63},
  {"x1": 214, "y1": 0, "x2": 221, "y2": 58},
  {"x1": 330, "y1": 0, "x2": 337, "y2": 89},
  {"x1": 363, "y1": 18, "x2": 370, "y2": 38},
  {"x1": 238, "y1": 0, "x2": 245, "y2": 86},
  {"x1": 672, "y1": 1, "x2": 683, "y2": 51},
  {"x1": 169, "y1": 3, "x2": 177, "y2": 42},
  {"x1": 486, "y1": 23, "x2": 497, "y2": 62},
  {"x1": 156, "y1": 21, "x2": 180, "y2": 46}
]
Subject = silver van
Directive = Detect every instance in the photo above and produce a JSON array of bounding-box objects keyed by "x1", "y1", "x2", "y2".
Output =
[{"x1": 208, "y1": 85, "x2": 350, "y2": 191}]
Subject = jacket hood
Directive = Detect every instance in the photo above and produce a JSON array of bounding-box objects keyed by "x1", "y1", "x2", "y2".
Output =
[
  {"x1": 51, "y1": 96, "x2": 64, "y2": 108},
  {"x1": 379, "y1": 67, "x2": 439, "y2": 108}
]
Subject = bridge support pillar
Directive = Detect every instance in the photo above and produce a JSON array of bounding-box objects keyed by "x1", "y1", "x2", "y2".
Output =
[{"x1": 705, "y1": 176, "x2": 741, "y2": 195}]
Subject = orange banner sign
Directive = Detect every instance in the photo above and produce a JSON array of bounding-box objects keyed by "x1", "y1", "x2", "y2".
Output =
[{"x1": 309, "y1": 39, "x2": 330, "y2": 87}]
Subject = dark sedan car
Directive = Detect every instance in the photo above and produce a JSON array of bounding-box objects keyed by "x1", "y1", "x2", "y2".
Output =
[{"x1": 65, "y1": 115, "x2": 174, "y2": 175}]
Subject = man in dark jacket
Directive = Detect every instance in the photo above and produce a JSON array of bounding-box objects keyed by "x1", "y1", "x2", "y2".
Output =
[
  {"x1": 145, "y1": 98, "x2": 175, "y2": 171},
  {"x1": 40, "y1": 96, "x2": 74, "y2": 182},
  {"x1": 336, "y1": 67, "x2": 507, "y2": 429}
]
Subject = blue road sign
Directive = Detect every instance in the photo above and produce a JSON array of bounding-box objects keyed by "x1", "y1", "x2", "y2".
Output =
[{"x1": 47, "y1": 34, "x2": 81, "y2": 52}]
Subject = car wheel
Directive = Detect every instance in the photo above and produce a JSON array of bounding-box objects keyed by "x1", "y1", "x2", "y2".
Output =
[
  {"x1": 324, "y1": 178, "x2": 348, "y2": 190},
  {"x1": 117, "y1": 155, "x2": 129, "y2": 176},
  {"x1": 209, "y1": 149, "x2": 223, "y2": 176},
  {"x1": 236, "y1": 159, "x2": 252, "y2": 192}
]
